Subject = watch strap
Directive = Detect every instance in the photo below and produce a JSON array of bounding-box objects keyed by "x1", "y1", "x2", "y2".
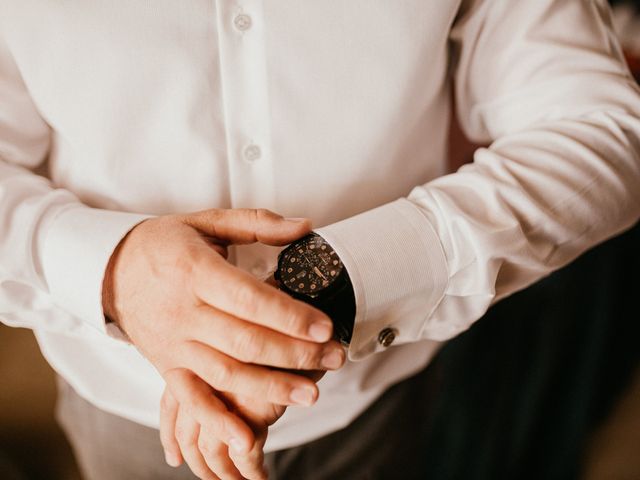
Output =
[{"x1": 309, "y1": 272, "x2": 355, "y2": 345}]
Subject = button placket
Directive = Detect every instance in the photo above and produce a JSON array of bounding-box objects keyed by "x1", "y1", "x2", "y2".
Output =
[{"x1": 215, "y1": 1, "x2": 276, "y2": 209}]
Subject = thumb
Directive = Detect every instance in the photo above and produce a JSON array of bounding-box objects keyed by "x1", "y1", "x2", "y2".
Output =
[{"x1": 182, "y1": 208, "x2": 312, "y2": 246}]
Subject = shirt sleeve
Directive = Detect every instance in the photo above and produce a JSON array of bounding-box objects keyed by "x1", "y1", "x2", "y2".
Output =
[
  {"x1": 317, "y1": 0, "x2": 640, "y2": 361},
  {"x1": 0, "y1": 32, "x2": 150, "y2": 337}
]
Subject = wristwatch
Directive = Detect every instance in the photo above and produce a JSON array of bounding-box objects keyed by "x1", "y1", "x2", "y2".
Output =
[{"x1": 274, "y1": 233, "x2": 355, "y2": 345}]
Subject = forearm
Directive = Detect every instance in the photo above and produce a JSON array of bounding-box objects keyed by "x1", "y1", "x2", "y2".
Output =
[
  {"x1": 411, "y1": 108, "x2": 640, "y2": 334},
  {"x1": 318, "y1": 0, "x2": 640, "y2": 360}
]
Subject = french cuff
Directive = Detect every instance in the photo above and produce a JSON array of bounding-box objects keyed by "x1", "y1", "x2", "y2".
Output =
[
  {"x1": 315, "y1": 198, "x2": 448, "y2": 361},
  {"x1": 41, "y1": 204, "x2": 152, "y2": 338}
]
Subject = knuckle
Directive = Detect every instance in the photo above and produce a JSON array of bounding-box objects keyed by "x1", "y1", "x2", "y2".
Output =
[
  {"x1": 209, "y1": 358, "x2": 235, "y2": 390},
  {"x1": 176, "y1": 247, "x2": 199, "y2": 276},
  {"x1": 231, "y1": 282, "x2": 258, "y2": 317},
  {"x1": 192, "y1": 466, "x2": 215, "y2": 480},
  {"x1": 197, "y1": 437, "x2": 216, "y2": 457},
  {"x1": 232, "y1": 330, "x2": 264, "y2": 363},
  {"x1": 163, "y1": 367, "x2": 183, "y2": 384},
  {"x1": 255, "y1": 208, "x2": 278, "y2": 222},
  {"x1": 174, "y1": 425, "x2": 192, "y2": 446},
  {"x1": 279, "y1": 302, "x2": 306, "y2": 336},
  {"x1": 218, "y1": 414, "x2": 237, "y2": 439},
  {"x1": 194, "y1": 255, "x2": 221, "y2": 286},
  {"x1": 294, "y1": 344, "x2": 322, "y2": 370},
  {"x1": 199, "y1": 208, "x2": 222, "y2": 224},
  {"x1": 160, "y1": 391, "x2": 175, "y2": 411},
  {"x1": 235, "y1": 454, "x2": 267, "y2": 480},
  {"x1": 265, "y1": 375, "x2": 289, "y2": 403},
  {"x1": 185, "y1": 392, "x2": 206, "y2": 417},
  {"x1": 202, "y1": 419, "x2": 225, "y2": 442}
]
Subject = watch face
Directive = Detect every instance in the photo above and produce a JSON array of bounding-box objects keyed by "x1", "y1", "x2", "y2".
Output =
[{"x1": 278, "y1": 234, "x2": 343, "y2": 295}]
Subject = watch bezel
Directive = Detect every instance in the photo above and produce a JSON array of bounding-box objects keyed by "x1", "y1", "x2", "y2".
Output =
[{"x1": 275, "y1": 233, "x2": 346, "y2": 300}]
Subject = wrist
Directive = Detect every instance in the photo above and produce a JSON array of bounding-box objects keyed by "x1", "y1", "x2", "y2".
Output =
[{"x1": 101, "y1": 227, "x2": 131, "y2": 326}]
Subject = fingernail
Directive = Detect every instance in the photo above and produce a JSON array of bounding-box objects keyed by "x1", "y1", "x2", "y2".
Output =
[
  {"x1": 165, "y1": 450, "x2": 181, "y2": 468},
  {"x1": 285, "y1": 217, "x2": 309, "y2": 223},
  {"x1": 321, "y1": 349, "x2": 344, "y2": 370},
  {"x1": 309, "y1": 321, "x2": 332, "y2": 342},
  {"x1": 230, "y1": 437, "x2": 248, "y2": 454},
  {"x1": 290, "y1": 387, "x2": 315, "y2": 406}
]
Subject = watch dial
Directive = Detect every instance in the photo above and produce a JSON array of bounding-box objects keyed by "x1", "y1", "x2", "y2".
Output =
[{"x1": 279, "y1": 234, "x2": 343, "y2": 295}]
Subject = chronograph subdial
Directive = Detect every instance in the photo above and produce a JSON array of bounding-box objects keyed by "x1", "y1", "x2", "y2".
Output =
[{"x1": 278, "y1": 234, "x2": 343, "y2": 295}]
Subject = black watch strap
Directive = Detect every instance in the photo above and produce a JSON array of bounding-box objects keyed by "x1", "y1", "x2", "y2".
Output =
[{"x1": 311, "y1": 275, "x2": 355, "y2": 345}]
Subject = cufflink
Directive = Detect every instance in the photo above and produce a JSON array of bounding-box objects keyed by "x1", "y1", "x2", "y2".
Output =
[{"x1": 377, "y1": 327, "x2": 398, "y2": 347}]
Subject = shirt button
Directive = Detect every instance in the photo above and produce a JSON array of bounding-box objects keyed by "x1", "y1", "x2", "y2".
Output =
[
  {"x1": 243, "y1": 144, "x2": 262, "y2": 162},
  {"x1": 234, "y1": 14, "x2": 252, "y2": 32},
  {"x1": 378, "y1": 328, "x2": 398, "y2": 348},
  {"x1": 250, "y1": 260, "x2": 269, "y2": 278}
]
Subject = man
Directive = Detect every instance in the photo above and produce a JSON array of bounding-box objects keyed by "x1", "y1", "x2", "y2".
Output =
[
  {"x1": 1, "y1": 1, "x2": 639, "y2": 479},
  {"x1": 611, "y1": 0, "x2": 640, "y2": 80}
]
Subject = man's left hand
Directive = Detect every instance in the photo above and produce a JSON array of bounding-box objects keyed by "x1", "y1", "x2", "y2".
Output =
[{"x1": 159, "y1": 369, "x2": 325, "y2": 480}]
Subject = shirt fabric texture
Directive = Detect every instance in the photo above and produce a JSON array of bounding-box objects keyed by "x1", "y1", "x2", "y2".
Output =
[{"x1": 0, "y1": 0, "x2": 639, "y2": 452}]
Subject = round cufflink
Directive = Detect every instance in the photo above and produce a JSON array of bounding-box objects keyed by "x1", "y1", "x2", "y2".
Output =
[{"x1": 377, "y1": 327, "x2": 398, "y2": 347}]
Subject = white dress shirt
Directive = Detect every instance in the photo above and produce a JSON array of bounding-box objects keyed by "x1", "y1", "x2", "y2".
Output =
[{"x1": 1, "y1": 0, "x2": 639, "y2": 452}]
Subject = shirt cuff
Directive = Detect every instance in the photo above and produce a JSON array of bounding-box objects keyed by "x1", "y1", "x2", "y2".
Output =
[
  {"x1": 315, "y1": 198, "x2": 448, "y2": 361},
  {"x1": 40, "y1": 204, "x2": 152, "y2": 337}
]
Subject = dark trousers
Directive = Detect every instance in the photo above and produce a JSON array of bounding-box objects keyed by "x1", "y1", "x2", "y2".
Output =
[
  {"x1": 56, "y1": 222, "x2": 640, "y2": 480},
  {"x1": 418, "y1": 222, "x2": 640, "y2": 480}
]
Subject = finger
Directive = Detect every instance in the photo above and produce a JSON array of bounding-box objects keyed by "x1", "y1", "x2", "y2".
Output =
[
  {"x1": 194, "y1": 258, "x2": 334, "y2": 343},
  {"x1": 199, "y1": 430, "x2": 244, "y2": 480},
  {"x1": 175, "y1": 341, "x2": 321, "y2": 406},
  {"x1": 298, "y1": 369, "x2": 327, "y2": 383},
  {"x1": 175, "y1": 407, "x2": 220, "y2": 480},
  {"x1": 165, "y1": 369, "x2": 255, "y2": 453},
  {"x1": 159, "y1": 388, "x2": 184, "y2": 468},
  {"x1": 183, "y1": 208, "x2": 312, "y2": 246},
  {"x1": 230, "y1": 433, "x2": 269, "y2": 480},
  {"x1": 202, "y1": 239, "x2": 229, "y2": 259},
  {"x1": 191, "y1": 305, "x2": 345, "y2": 371}
]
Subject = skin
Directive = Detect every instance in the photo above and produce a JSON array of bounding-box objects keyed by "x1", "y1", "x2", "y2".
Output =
[
  {"x1": 102, "y1": 208, "x2": 345, "y2": 478},
  {"x1": 159, "y1": 369, "x2": 326, "y2": 480}
]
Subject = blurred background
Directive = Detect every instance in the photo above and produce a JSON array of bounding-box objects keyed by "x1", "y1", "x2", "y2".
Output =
[
  {"x1": 0, "y1": 325, "x2": 81, "y2": 479},
  {"x1": 1, "y1": 1, "x2": 640, "y2": 479}
]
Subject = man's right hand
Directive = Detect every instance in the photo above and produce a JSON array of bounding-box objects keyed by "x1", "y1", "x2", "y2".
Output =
[{"x1": 101, "y1": 208, "x2": 346, "y2": 452}]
